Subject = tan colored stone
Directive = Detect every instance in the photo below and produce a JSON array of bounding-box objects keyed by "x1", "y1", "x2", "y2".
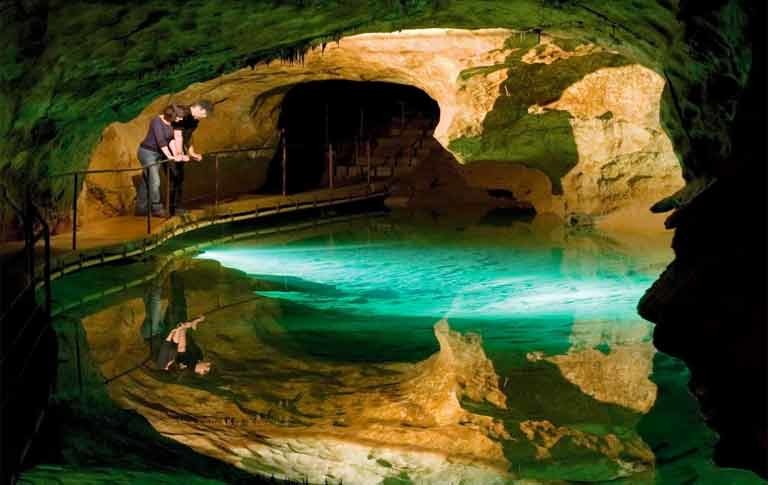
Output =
[
  {"x1": 521, "y1": 35, "x2": 607, "y2": 65},
  {"x1": 533, "y1": 64, "x2": 684, "y2": 230},
  {"x1": 84, "y1": 29, "x2": 684, "y2": 233},
  {"x1": 519, "y1": 419, "x2": 654, "y2": 471},
  {"x1": 544, "y1": 344, "x2": 657, "y2": 414},
  {"x1": 80, "y1": 269, "x2": 512, "y2": 482}
]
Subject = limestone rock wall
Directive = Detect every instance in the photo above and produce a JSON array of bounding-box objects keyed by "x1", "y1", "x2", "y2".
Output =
[
  {"x1": 84, "y1": 28, "x2": 683, "y2": 231},
  {"x1": 0, "y1": 1, "x2": 753, "y2": 238}
]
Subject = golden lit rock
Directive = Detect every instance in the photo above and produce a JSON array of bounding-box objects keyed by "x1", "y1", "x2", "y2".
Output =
[{"x1": 83, "y1": 29, "x2": 683, "y2": 232}]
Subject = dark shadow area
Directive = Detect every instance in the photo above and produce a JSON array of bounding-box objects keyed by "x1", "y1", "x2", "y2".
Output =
[
  {"x1": 264, "y1": 80, "x2": 439, "y2": 193},
  {"x1": 638, "y1": 1, "x2": 767, "y2": 477}
]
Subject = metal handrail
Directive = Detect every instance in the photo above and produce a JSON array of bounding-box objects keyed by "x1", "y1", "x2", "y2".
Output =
[
  {"x1": 43, "y1": 137, "x2": 286, "y2": 250},
  {"x1": 47, "y1": 143, "x2": 280, "y2": 178}
]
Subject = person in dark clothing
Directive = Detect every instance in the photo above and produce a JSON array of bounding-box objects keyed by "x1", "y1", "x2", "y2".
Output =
[
  {"x1": 156, "y1": 315, "x2": 210, "y2": 375},
  {"x1": 136, "y1": 106, "x2": 185, "y2": 217},
  {"x1": 141, "y1": 271, "x2": 210, "y2": 375},
  {"x1": 168, "y1": 100, "x2": 214, "y2": 215}
]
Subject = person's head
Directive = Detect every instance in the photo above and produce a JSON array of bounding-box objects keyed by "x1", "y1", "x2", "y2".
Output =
[
  {"x1": 162, "y1": 105, "x2": 177, "y2": 123},
  {"x1": 189, "y1": 100, "x2": 214, "y2": 120},
  {"x1": 172, "y1": 104, "x2": 189, "y2": 122}
]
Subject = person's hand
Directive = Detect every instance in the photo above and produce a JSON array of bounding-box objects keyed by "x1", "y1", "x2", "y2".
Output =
[
  {"x1": 191, "y1": 153, "x2": 203, "y2": 162},
  {"x1": 194, "y1": 361, "x2": 211, "y2": 375},
  {"x1": 188, "y1": 315, "x2": 205, "y2": 330},
  {"x1": 173, "y1": 154, "x2": 186, "y2": 162}
]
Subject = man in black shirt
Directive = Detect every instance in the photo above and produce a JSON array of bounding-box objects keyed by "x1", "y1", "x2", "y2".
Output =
[{"x1": 168, "y1": 100, "x2": 213, "y2": 216}]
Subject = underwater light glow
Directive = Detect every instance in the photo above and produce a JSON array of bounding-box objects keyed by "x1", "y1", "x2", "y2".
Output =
[{"x1": 199, "y1": 240, "x2": 658, "y2": 321}]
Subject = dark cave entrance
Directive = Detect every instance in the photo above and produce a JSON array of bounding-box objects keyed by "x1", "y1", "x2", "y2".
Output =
[{"x1": 265, "y1": 80, "x2": 441, "y2": 193}]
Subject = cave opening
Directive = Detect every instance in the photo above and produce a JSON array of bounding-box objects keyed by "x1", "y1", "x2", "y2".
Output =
[{"x1": 264, "y1": 80, "x2": 441, "y2": 193}]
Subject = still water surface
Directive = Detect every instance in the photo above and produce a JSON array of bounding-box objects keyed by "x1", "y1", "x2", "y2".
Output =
[{"x1": 71, "y1": 215, "x2": 764, "y2": 483}]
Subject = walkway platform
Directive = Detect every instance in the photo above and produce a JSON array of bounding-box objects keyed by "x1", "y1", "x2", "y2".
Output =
[{"x1": 39, "y1": 182, "x2": 389, "y2": 283}]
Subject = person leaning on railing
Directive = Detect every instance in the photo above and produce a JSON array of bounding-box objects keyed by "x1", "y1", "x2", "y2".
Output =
[
  {"x1": 135, "y1": 105, "x2": 185, "y2": 217},
  {"x1": 167, "y1": 100, "x2": 213, "y2": 216}
]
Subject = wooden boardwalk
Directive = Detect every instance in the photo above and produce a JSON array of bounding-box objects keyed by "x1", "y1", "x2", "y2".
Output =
[{"x1": 40, "y1": 182, "x2": 389, "y2": 283}]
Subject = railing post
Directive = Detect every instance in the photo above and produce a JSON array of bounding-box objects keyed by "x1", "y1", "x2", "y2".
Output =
[
  {"x1": 165, "y1": 163, "x2": 171, "y2": 219},
  {"x1": 145, "y1": 166, "x2": 151, "y2": 234},
  {"x1": 366, "y1": 139, "x2": 371, "y2": 186},
  {"x1": 24, "y1": 187, "x2": 34, "y2": 280},
  {"x1": 214, "y1": 155, "x2": 220, "y2": 216},
  {"x1": 281, "y1": 129, "x2": 287, "y2": 196},
  {"x1": 328, "y1": 143, "x2": 334, "y2": 190},
  {"x1": 72, "y1": 173, "x2": 78, "y2": 250},
  {"x1": 43, "y1": 225, "x2": 51, "y2": 317}
]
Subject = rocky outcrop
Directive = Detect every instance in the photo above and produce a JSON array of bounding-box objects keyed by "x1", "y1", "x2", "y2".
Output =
[
  {"x1": 79, "y1": 28, "x2": 683, "y2": 231},
  {"x1": 638, "y1": 5, "x2": 766, "y2": 474},
  {"x1": 639, "y1": 178, "x2": 767, "y2": 477},
  {"x1": 1, "y1": 1, "x2": 753, "y2": 238}
]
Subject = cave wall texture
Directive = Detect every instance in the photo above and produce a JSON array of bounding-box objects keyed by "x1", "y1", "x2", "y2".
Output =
[
  {"x1": 1, "y1": 0, "x2": 764, "y2": 476},
  {"x1": 639, "y1": 0, "x2": 766, "y2": 475},
  {"x1": 0, "y1": 0, "x2": 753, "y2": 230}
]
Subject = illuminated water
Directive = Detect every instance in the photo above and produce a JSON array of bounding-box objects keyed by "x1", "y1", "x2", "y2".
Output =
[{"x1": 51, "y1": 215, "x2": 765, "y2": 484}]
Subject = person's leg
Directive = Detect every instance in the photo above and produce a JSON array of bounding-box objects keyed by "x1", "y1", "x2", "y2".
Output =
[
  {"x1": 175, "y1": 162, "x2": 185, "y2": 212},
  {"x1": 136, "y1": 149, "x2": 150, "y2": 214},
  {"x1": 165, "y1": 271, "x2": 188, "y2": 327},
  {"x1": 169, "y1": 162, "x2": 185, "y2": 214},
  {"x1": 147, "y1": 162, "x2": 163, "y2": 214}
]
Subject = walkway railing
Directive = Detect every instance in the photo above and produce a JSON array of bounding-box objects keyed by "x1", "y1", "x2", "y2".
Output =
[
  {"x1": 45, "y1": 127, "x2": 401, "y2": 252},
  {"x1": 0, "y1": 185, "x2": 53, "y2": 482},
  {"x1": 48, "y1": 138, "x2": 283, "y2": 251}
]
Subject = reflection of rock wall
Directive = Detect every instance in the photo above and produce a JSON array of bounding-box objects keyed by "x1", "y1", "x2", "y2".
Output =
[
  {"x1": 79, "y1": 265, "x2": 513, "y2": 482},
  {"x1": 77, "y1": 255, "x2": 665, "y2": 483},
  {"x1": 520, "y1": 419, "x2": 654, "y2": 473},
  {"x1": 544, "y1": 344, "x2": 656, "y2": 414}
]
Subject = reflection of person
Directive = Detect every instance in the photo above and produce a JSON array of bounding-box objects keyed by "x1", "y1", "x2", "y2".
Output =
[
  {"x1": 167, "y1": 101, "x2": 213, "y2": 216},
  {"x1": 136, "y1": 106, "x2": 185, "y2": 217},
  {"x1": 156, "y1": 316, "x2": 211, "y2": 375},
  {"x1": 141, "y1": 270, "x2": 211, "y2": 375}
]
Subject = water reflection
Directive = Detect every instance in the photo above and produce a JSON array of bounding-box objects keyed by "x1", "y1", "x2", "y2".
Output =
[
  {"x1": 72, "y1": 216, "x2": 761, "y2": 483},
  {"x1": 141, "y1": 270, "x2": 210, "y2": 375}
]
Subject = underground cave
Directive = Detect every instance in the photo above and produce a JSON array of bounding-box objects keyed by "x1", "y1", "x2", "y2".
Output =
[{"x1": 0, "y1": 2, "x2": 765, "y2": 484}]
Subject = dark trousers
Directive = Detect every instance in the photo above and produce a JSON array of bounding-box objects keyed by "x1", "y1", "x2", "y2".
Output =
[{"x1": 168, "y1": 161, "x2": 185, "y2": 213}]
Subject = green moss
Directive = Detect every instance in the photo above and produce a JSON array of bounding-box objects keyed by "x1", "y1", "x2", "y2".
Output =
[
  {"x1": 451, "y1": 47, "x2": 630, "y2": 193},
  {"x1": 382, "y1": 471, "x2": 413, "y2": 485}
]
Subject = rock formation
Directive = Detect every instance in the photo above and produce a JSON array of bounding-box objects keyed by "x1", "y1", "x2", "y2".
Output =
[
  {"x1": 79, "y1": 28, "x2": 683, "y2": 231},
  {"x1": 73, "y1": 259, "x2": 662, "y2": 482},
  {"x1": 638, "y1": 1, "x2": 766, "y2": 477}
]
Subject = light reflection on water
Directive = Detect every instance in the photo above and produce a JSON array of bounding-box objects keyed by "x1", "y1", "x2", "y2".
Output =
[{"x1": 68, "y1": 215, "x2": 765, "y2": 484}]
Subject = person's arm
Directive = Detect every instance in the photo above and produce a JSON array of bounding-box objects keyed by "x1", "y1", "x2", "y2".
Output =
[
  {"x1": 153, "y1": 118, "x2": 182, "y2": 161},
  {"x1": 152, "y1": 118, "x2": 177, "y2": 160},
  {"x1": 188, "y1": 144, "x2": 202, "y2": 161},
  {"x1": 171, "y1": 129, "x2": 189, "y2": 161}
]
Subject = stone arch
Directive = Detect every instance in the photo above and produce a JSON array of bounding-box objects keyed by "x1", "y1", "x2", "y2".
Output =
[{"x1": 81, "y1": 28, "x2": 683, "y2": 231}]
